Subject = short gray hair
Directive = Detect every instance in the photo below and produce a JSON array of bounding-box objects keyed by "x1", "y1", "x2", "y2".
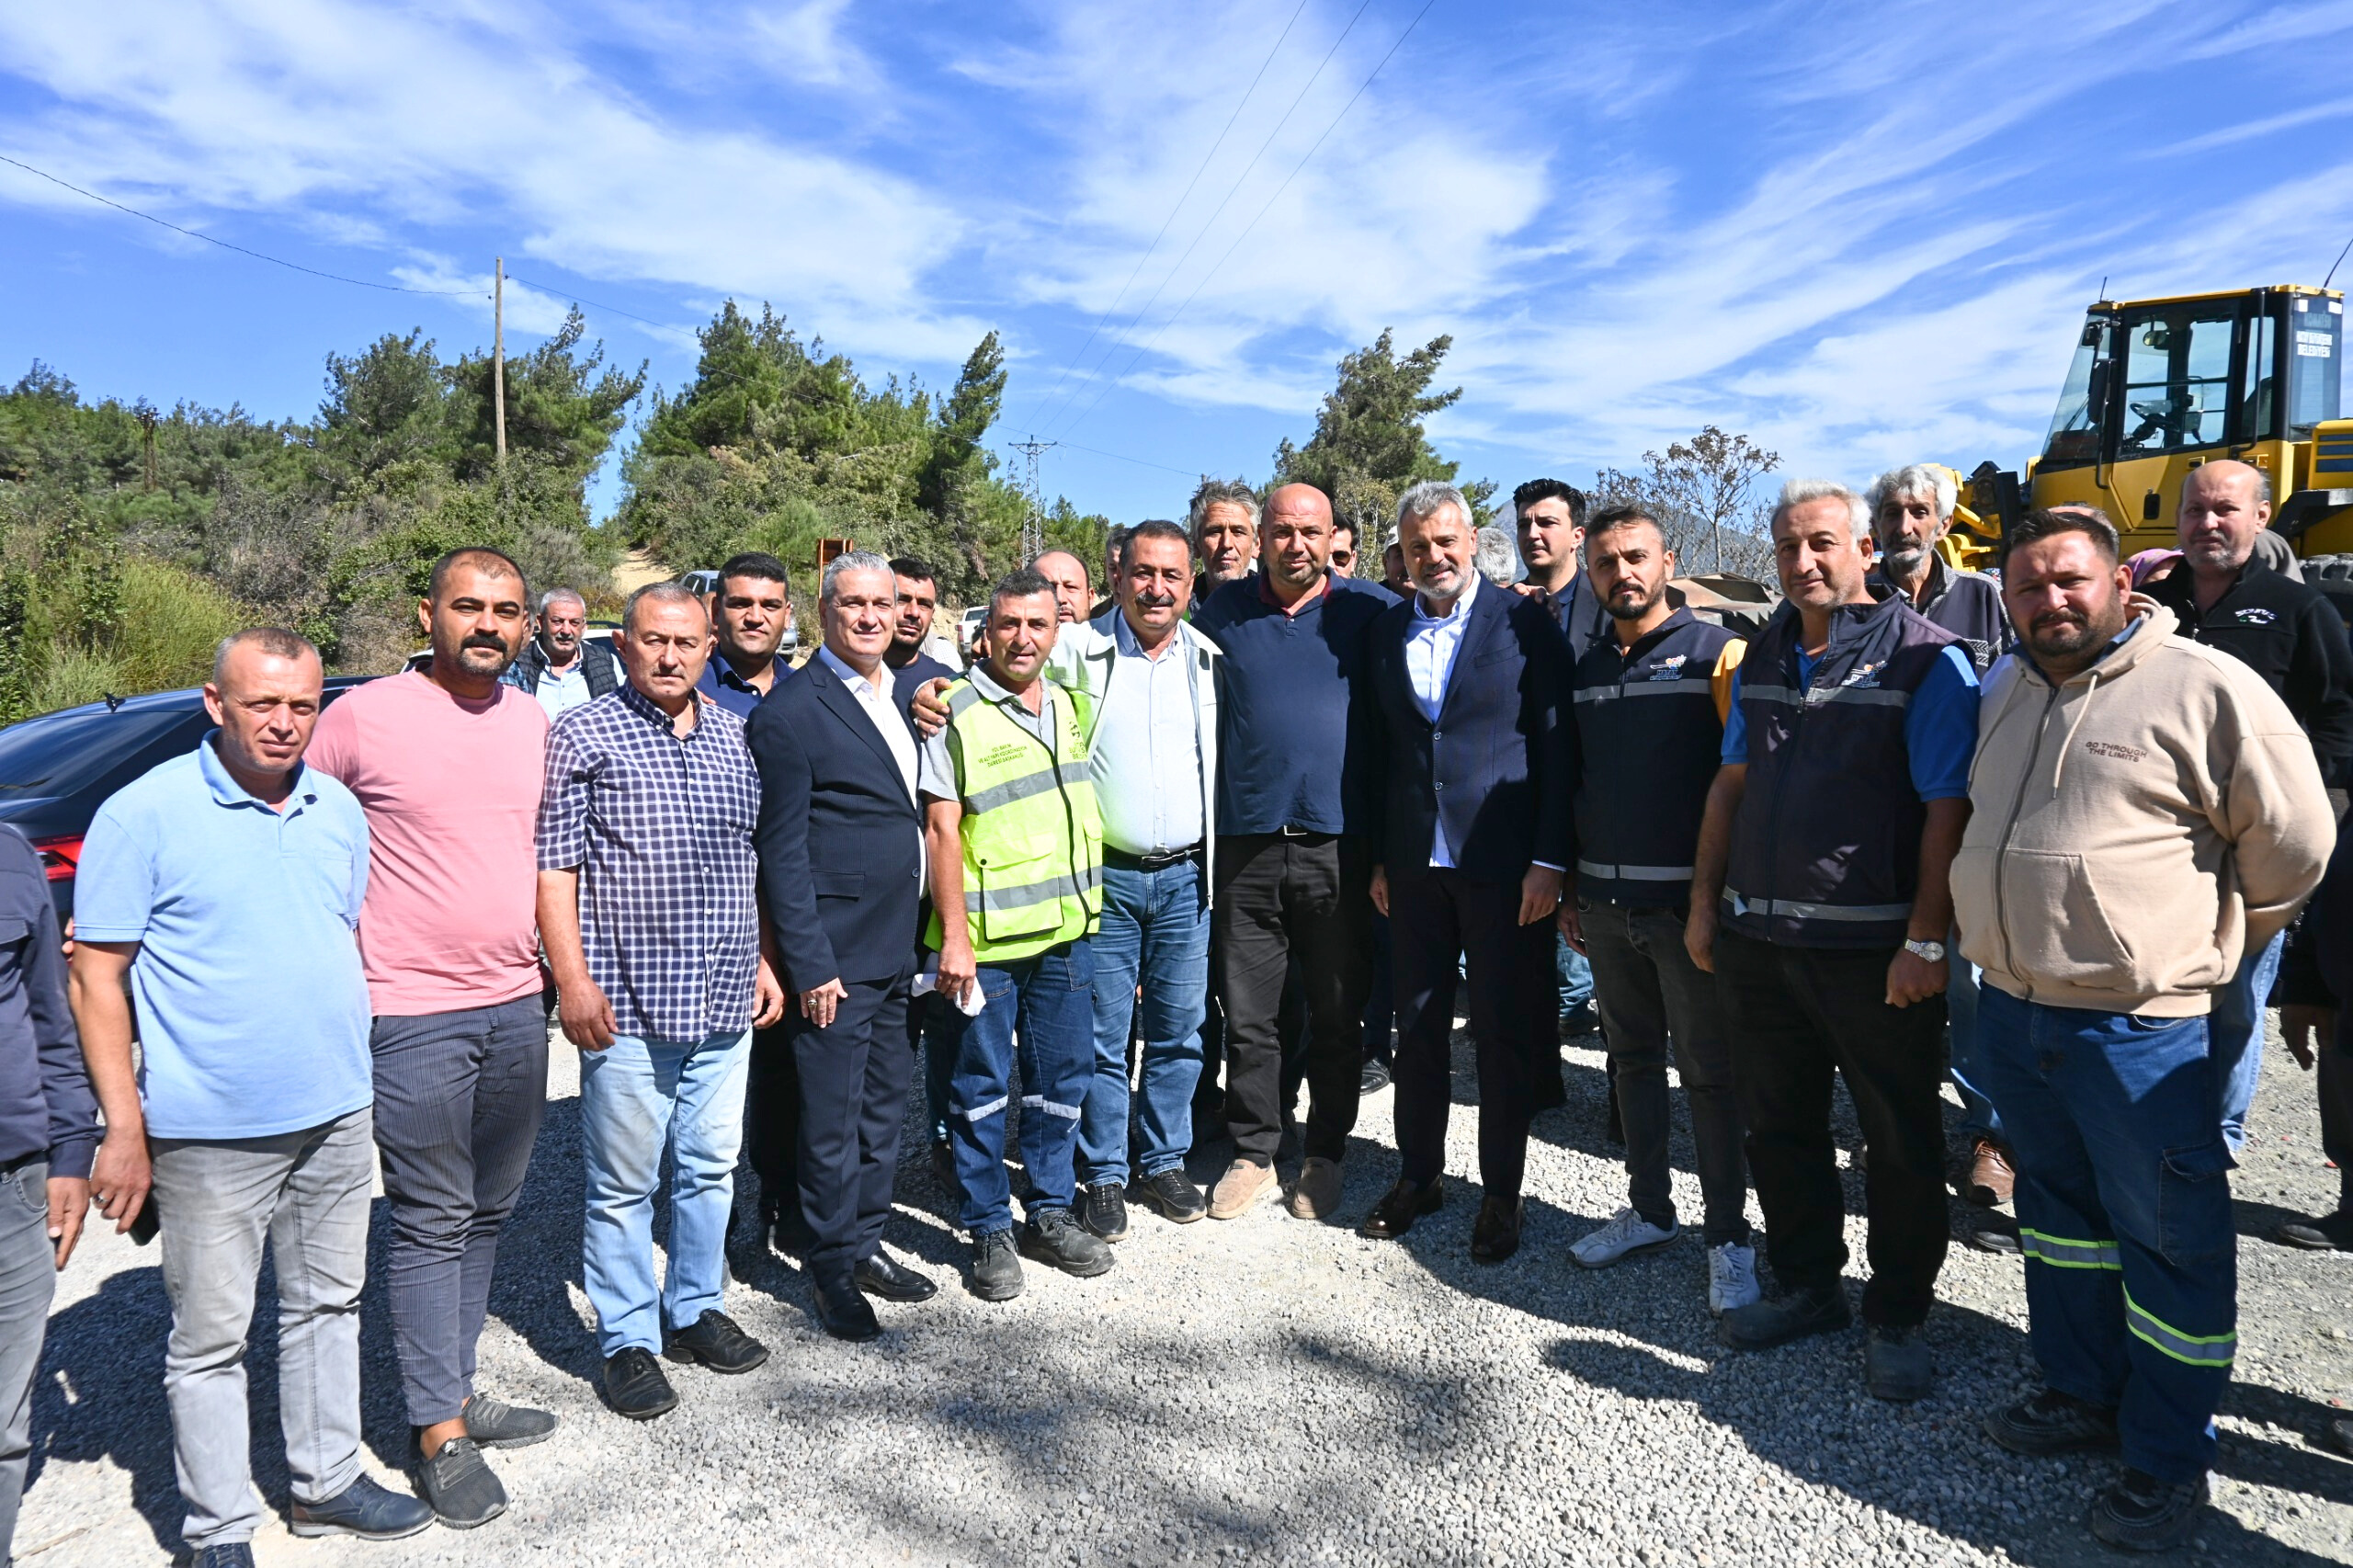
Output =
[
  {"x1": 539, "y1": 587, "x2": 586, "y2": 615},
  {"x1": 1475, "y1": 525, "x2": 1519, "y2": 585},
  {"x1": 1866, "y1": 464, "x2": 1957, "y2": 523},
  {"x1": 622, "y1": 582, "x2": 708, "y2": 631},
  {"x1": 1769, "y1": 478, "x2": 1870, "y2": 542},
  {"x1": 1396, "y1": 480, "x2": 1473, "y2": 536},
  {"x1": 821, "y1": 550, "x2": 893, "y2": 602},
  {"x1": 1189, "y1": 478, "x2": 1260, "y2": 539},
  {"x1": 212, "y1": 626, "x2": 318, "y2": 687}
]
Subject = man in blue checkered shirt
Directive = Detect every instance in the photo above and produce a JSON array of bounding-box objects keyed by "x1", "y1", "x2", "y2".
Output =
[{"x1": 537, "y1": 583, "x2": 784, "y2": 1421}]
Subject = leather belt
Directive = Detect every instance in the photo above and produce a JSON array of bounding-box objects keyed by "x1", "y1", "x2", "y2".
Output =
[{"x1": 1104, "y1": 844, "x2": 1202, "y2": 871}]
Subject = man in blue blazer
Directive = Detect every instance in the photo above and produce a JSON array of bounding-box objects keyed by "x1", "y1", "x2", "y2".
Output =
[
  {"x1": 748, "y1": 551, "x2": 935, "y2": 1340},
  {"x1": 1358, "y1": 482, "x2": 1573, "y2": 1264}
]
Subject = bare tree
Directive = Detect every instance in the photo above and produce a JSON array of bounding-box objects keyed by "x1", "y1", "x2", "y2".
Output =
[{"x1": 1642, "y1": 426, "x2": 1779, "y2": 575}]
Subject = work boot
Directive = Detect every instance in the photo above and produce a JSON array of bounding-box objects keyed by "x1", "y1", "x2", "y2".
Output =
[
  {"x1": 1864, "y1": 1324, "x2": 1933, "y2": 1403},
  {"x1": 1288, "y1": 1156, "x2": 1343, "y2": 1221},
  {"x1": 1022, "y1": 1207, "x2": 1116, "y2": 1278},
  {"x1": 1962, "y1": 1139, "x2": 2015, "y2": 1208},
  {"x1": 2087, "y1": 1468, "x2": 2208, "y2": 1552},
  {"x1": 1719, "y1": 1282, "x2": 1850, "y2": 1350},
  {"x1": 970, "y1": 1227, "x2": 1024, "y2": 1301},
  {"x1": 1984, "y1": 1388, "x2": 2120, "y2": 1457},
  {"x1": 1208, "y1": 1157, "x2": 1277, "y2": 1220}
]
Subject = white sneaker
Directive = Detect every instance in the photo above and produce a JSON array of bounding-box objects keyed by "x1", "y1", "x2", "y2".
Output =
[
  {"x1": 1569, "y1": 1206, "x2": 1679, "y2": 1269},
  {"x1": 1708, "y1": 1240, "x2": 1761, "y2": 1316}
]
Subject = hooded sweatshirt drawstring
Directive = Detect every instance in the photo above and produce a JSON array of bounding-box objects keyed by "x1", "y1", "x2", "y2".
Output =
[{"x1": 2051, "y1": 668, "x2": 2102, "y2": 795}]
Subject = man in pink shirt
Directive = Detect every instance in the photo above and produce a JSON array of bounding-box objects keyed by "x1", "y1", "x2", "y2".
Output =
[{"x1": 307, "y1": 547, "x2": 555, "y2": 1529}]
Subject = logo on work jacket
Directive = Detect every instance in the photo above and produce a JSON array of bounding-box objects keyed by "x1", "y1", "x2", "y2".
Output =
[
  {"x1": 2084, "y1": 740, "x2": 2146, "y2": 762},
  {"x1": 1841, "y1": 661, "x2": 1884, "y2": 688},
  {"x1": 2234, "y1": 608, "x2": 2278, "y2": 626},
  {"x1": 1648, "y1": 654, "x2": 1688, "y2": 680},
  {"x1": 977, "y1": 742, "x2": 1033, "y2": 771}
]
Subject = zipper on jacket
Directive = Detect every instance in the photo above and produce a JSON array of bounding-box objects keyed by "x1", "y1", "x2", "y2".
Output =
[{"x1": 1990, "y1": 676, "x2": 2063, "y2": 997}]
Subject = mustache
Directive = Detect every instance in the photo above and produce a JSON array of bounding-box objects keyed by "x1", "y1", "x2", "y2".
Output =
[
  {"x1": 1133, "y1": 591, "x2": 1177, "y2": 609},
  {"x1": 461, "y1": 633, "x2": 511, "y2": 652}
]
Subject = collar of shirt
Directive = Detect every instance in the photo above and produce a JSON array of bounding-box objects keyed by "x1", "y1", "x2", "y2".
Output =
[
  {"x1": 1111, "y1": 608, "x2": 1187, "y2": 661},
  {"x1": 816, "y1": 642, "x2": 895, "y2": 702},
  {"x1": 618, "y1": 679, "x2": 705, "y2": 735},
  {"x1": 199, "y1": 733, "x2": 320, "y2": 813},
  {"x1": 964, "y1": 659, "x2": 1053, "y2": 719},
  {"x1": 1255, "y1": 568, "x2": 1330, "y2": 619},
  {"x1": 1413, "y1": 569, "x2": 1480, "y2": 625}
]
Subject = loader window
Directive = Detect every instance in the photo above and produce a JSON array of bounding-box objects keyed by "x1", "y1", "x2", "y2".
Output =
[
  {"x1": 2041, "y1": 322, "x2": 2108, "y2": 467},
  {"x1": 2287, "y1": 297, "x2": 2342, "y2": 437},
  {"x1": 2117, "y1": 307, "x2": 2234, "y2": 456}
]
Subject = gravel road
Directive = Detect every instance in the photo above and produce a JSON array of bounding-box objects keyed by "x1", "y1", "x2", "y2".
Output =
[{"x1": 17, "y1": 1017, "x2": 2353, "y2": 1567}]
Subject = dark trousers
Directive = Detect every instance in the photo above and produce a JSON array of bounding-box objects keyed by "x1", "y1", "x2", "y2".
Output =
[
  {"x1": 1390, "y1": 867, "x2": 1553, "y2": 1202},
  {"x1": 369, "y1": 996, "x2": 549, "y2": 1427},
  {"x1": 1713, "y1": 929, "x2": 1948, "y2": 1327},
  {"x1": 0, "y1": 1159, "x2": 53, "y2": 1562},
  {"x1": 1581, "y1": 900, "x2": 1749, "y2": 1244},
  {"x1": 788, "y1": 976, "x2": 915, "y2": 1279},
  {"x1": 1213, "y1": 833, "x2": 1371, "y2": 1166},
  {"x1": 2324, "y1": 1023, "x2": 2353, "y2": 1212}
]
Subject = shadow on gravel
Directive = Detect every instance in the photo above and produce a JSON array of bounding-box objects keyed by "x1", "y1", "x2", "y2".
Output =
[
  {"x1": 2221, "y1": 1380, "x2": 2353, "y2": 1507},
  {"x1": 1545, "y1": 1324, "x2": 2343, "y2": 1568},
  {"x1": 35, "y1": 1254, "x2": 311, "y2": 1556}
]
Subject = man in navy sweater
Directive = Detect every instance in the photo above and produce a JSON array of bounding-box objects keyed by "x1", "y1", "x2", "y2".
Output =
[{"x1": 1194, "y1": 483, "x2": 1399, "y2": 1223}]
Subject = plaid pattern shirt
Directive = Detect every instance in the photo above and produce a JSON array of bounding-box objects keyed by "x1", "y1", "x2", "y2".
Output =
[{"x1": 537, "y1": 683, "x2": 762, "y2": 1041}]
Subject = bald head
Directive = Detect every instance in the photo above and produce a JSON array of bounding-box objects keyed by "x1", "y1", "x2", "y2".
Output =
[
  {"x1": 1034, "y1": 550, "x2": 1090, "y2": 624},
  {"x1": 2178, "y1": 459, "x2": 2275, "y2": 578},
  {"x1": 1262, "y1": 483, "x2": 1336, "y2": 596}
]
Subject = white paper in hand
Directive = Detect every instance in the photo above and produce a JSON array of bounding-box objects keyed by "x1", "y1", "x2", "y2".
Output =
[{"x1": 914, "y1": 957, "x2": 988, "y2": 1017}]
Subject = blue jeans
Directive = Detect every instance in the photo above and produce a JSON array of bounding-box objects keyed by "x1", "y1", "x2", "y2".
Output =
[
  {"x1": 949, "y1": 940, "x2": 1095, "y2": 1235},
  {"x1": 1947, "y1": 952, "x2": 2004, "y2": 1145},
  {"x1": 579, "y1": 1028, "x2": 751, "y2": 1358},
  {"x1": 1556, "y1": 930, "x2": 1595, "y2": 1017},
  {"x1": 2211, "y1": 927, "x2": 2285, "y2": 1153},
  {"x1": 1973, "y1": 986, "x2": 2236, "y2": 1483},
  {"x1": 1079, "y1": 860, "x2": 1210, "y2": 1186}
]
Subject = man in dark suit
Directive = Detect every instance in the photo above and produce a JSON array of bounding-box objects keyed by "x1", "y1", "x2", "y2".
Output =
[
  {"x1": 747, "y1": 551, "x2": 935, "y2": 1341},
  {"x1": 1359, "y1": 481, "x2": 1572, "y2": 1264}
]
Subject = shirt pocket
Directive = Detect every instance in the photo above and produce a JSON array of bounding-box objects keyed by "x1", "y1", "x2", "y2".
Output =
[
  {"x1": 972, "y1": 845, "x2": 1066, "y2": 944},
  {"x1": 1992, "y1": 848, "x2": 2137, "y2": 984}
]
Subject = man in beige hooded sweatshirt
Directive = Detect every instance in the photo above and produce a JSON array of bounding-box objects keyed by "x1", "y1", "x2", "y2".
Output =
[{"x1": 1954, "y1": 506, "x2": 2332, "y2": 1552}]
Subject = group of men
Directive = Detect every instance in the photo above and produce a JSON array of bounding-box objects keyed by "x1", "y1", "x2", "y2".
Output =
[{"x1": 0, "y1": 452, "x2": 2340, "y2": 1562}]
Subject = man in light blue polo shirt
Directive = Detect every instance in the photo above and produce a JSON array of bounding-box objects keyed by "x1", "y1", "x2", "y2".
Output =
[{"x1": 69, "y1": 628, "x2": 431, "y2": 1562}]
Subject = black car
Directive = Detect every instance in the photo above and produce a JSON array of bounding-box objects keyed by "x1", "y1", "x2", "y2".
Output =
[{"x1": 0, "y1": 677, "x2": 376, "y2": 920}]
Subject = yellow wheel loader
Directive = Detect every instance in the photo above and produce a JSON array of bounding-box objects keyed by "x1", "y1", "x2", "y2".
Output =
[{"x1": 1942, "y1": 285, "x2": 2349, "y2": 594}]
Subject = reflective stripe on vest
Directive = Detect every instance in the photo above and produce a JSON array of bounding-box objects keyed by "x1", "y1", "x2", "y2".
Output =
[
  {"x1": 2020, "y1": 1229, "x2": 2123, "y2": 1270},
  {"x1": 1578, "y1": 859, "x2": 1695, "y2": 881},
  {"x1": 926, "y1": 677, "x2": 1105, "y2": 964},
  {"x1": 2125, "y1": 1290, "x2": 2236, "y2": 1368},
  {"x1": 1569, "y1": 682, "x2": 1714, "y2": 705},
  {"x1": 1737, "y1": 681, "x2": 1913, "y2": 710},
  {"x1": 1722, "y1": 887, "x2": 1914, "y2": 923}
]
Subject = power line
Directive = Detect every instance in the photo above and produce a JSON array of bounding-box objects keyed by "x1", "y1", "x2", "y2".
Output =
[
  {"x1": 1052, "y1": 0, "x2": 1438, "y2": 441},
  {"x1": 0, "y1": 152, "x2": 484, "y2": 297},
  {"x1": 506, "y1": 273, "x2": 677, "y2": 330},
  {"x1": 1009, "y1": 0, "x2": 1313, "y2": 433},
  {"x1": 1054, "y1": 437, "x2": 1204, "y2": 477},
  {"x1": 1025, "y1": 0, "x2": 1379, "y2": 436}
]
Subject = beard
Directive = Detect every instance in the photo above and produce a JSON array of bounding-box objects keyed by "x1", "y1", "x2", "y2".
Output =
[
  {"x1": 1604, "y1": 582, "x2": 1663, "y2": 621},
  {"x1": 1881, "y1": 541, "x2": 1930, "y2": 577},
  {"x1": 446, "y1": 633, "x2": 517, "y2": 676},
  {"x1": 2026, "y1": 602, "x2": 2125, "y2": 663}
]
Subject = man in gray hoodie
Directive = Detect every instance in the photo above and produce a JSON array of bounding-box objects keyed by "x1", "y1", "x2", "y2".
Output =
[{"x1": 1955, "y1": 506, "x2": 2331, "y2": 1552}]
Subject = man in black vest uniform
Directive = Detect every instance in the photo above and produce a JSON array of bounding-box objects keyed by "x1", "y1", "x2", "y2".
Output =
[
  {"x1": 1358, "y1": 481, "x2": 1572, "y2": 1263},
  {"x1": 748, "y1": 551, "x2": 937, "y2": 1341},
  {"x1": 1687, "y1": 479, "x2": 1981, "y2": 1403},
  {"x1": 1559, "y1": 506, "x2": 1756, "y2": 1315}
]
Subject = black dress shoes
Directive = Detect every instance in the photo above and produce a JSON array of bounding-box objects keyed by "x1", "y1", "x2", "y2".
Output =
[
  {"x1": 853, "y1": 1250, "x2": 938, "y2": 1303},
  {"x1": 602, "y1": 1347, "x2": 678, "y2": 1419},
  {"x1": 1358, "y1": 1176, "x2": 1443, "y2": 1240},
  {"x1": 812, "y1": 1272, "x2": 881, "y2": 1342},
  {"x1": 1470, "y1": 1194, "x2": 1525, "y2": 1263}
]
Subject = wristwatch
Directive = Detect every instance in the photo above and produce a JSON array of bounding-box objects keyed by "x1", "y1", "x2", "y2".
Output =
[{"x1": 1903, "y1": 937, "x2": 1948, "y2": 963}]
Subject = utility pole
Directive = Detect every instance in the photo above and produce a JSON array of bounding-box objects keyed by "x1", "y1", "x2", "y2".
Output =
[
  {"x1": 134, "y1": 400, "x2": 158, "y2": 491},
  {"x1": 493, "y1": 256, "x2": 507, "y2": 471},
  {"x1": 1006, "y1": 436, "x2": 1057, "y2": 562}
]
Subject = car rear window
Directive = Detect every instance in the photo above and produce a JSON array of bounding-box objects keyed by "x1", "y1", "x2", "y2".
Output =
[{"x1": 0, "y1": 710, "x2": 201, "y2": 797}]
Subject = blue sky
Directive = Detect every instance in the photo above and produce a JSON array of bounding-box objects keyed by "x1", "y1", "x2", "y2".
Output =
[{"x1": 3, "y1": 0, "x2": 2350, "y2": 527}]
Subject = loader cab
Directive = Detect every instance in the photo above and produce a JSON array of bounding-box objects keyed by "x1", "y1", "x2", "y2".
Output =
[{"x1": 2032, "y1": 286, "x2": 2343, "y2": 551}]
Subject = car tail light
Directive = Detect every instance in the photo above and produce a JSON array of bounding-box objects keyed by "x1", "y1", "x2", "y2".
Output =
[{"x1": 29, "y1": 835, "x2": 81, "y2": 882}]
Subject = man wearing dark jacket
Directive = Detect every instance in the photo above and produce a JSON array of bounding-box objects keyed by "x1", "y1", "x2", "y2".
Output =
[
  {"x1": 505, "y1": 588, "x2": 619, "y2": 722},
  {"x1": 2145, "y1": 459, "x2": 2353, "y2": 1153},
  {"x1": 1358, "y1": 481, "x2": 1571, "y2": 1264},
  {"x1": 746, "y1": 552, "x2": 934, "y2": 1340},
  {"x1": 0, "y1": 826, "x2": 96, "y2": 1563}
]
